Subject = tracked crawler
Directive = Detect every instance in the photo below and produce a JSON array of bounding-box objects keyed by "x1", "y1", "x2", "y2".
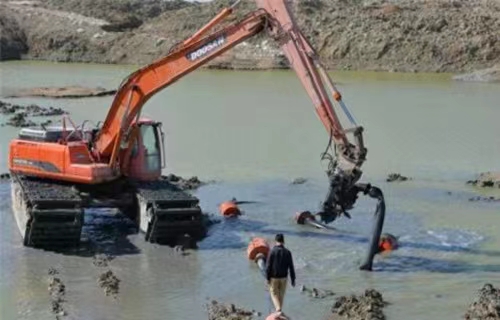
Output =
[
  {"x1": 10, "y1": 125, "x2": 205, "y2": 248},
  {"x1": 8, "y1": 0, "x2": 385, "y2": 269}
]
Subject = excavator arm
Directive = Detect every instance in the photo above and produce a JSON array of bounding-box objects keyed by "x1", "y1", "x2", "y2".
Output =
[{"x1": 91, "y1": 0, "x2": 383, "y2": 270}]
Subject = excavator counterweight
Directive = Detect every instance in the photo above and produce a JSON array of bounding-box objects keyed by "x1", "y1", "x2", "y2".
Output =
[{"x1": 7, "y1": 0, "x2": 384, "y2": 270}]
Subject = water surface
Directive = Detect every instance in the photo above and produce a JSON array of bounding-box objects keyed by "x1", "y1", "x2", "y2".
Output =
[{"x1": 1, "y1": 61, "x2": 500, "y2": 320}]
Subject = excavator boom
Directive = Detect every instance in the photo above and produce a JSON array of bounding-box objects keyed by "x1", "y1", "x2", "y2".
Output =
[
  {"x1": 8, "y1": 0, "x2": 384, "y2": 271},
  {"x1": 94, "y1": 9, "x2": 268, "y2": 166}
]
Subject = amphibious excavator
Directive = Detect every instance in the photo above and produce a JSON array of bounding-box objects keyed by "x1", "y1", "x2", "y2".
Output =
[{"x1": 8, "y1": 0, "x2": 385, "y2": 269}]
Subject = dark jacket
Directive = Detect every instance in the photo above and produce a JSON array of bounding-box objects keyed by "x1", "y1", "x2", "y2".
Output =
[{"x1": 266, "y1": 244, "x2": 295, "y2": 283}]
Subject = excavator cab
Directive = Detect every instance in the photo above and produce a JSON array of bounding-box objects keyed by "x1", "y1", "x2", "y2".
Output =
[{"x1": 127, "y1": 119, "x2": 166, "y2": 181}]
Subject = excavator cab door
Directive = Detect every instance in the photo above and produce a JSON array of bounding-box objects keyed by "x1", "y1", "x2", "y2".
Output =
[{"x1": 127, "y1": 120, "x2": 164, "y2": 181}]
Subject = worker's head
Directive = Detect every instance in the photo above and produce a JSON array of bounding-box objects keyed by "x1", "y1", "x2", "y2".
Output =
[{"x1": 275, "y1": 233, "x2": 284, "y2": 245}]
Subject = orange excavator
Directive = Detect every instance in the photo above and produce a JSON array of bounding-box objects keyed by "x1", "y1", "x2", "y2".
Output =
[{"x1": 8, "y1": 0, "x2": 385, "y2": 270}]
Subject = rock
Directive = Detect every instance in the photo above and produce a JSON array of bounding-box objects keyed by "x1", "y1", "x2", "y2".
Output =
[
  {"x1": 386, "y1": 173, "x2": 410, "y2": 182},
  {"x1": 206, "y1": 300, "x2": 255, "y2": 320},
  {"x1": 464, "y1": 283, "x2": 500, "y2": 319},
  {"x1": 453, "y1": 65, "x2": 500, "y2": 83},
  {"x1": 329, "y1": 289, "x2": 388, "y2": 320}
]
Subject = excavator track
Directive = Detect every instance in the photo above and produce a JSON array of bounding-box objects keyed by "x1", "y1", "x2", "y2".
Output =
[
  {"x1": 134, "y1": 179, "x2": 206, "y2": 245},
  {"x1": 10, "y1": 174, "x2": 84, "y2": 248}
]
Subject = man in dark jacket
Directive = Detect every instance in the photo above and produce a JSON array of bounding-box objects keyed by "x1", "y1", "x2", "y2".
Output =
[{"x1": 266, "y1": 233, "x2": 296, "y2": 313}]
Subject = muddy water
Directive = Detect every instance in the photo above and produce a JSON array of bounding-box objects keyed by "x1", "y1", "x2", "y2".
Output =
[{"x1": 1, "y1": 61, "x2": 500, "y2": 320}]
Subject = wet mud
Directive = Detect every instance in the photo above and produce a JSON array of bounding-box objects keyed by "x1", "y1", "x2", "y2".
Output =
[
  {"x1": 0, "y1": 100, "x2": 67, "y2": 127},
  {"x1": 329, "y1": 289, "x2": 388, "y2": 320},
  {"x1": 468, "y1": 196, "x2": 500, "y2": 203},
  {"x1": 300, "y1": 285, "x2": 335, "y2": 299},
  {"x1": 97, "y1": 270, "x2": 120, "y2": 298},
  {"x1": 47, "y1": 268, "x2": 68, "y2": 319},
  {"x1": 5, "y1": 86, "x2": 116, "y2": 98},
  {"x1": 386, "y1": 173, "x2": 411, "y2": 182},
  {"x1": 464, "y1": 283, "x2": 500, "y2": 319},
  {"x1": 92, "y1": 253, "x2": 115, "y2": 267},
  {"x1": 467, "y1": 172, "x2": 500, "y2": 188},
  {"x1": 160, "y1": 174, "x2": 209, "y2": 190},
  {"x1": 206, "y1": 300, "x2": 258, "y2": 320},
  {"x1": 291, "y1": 177, "x2": 307, "y2": 185}
]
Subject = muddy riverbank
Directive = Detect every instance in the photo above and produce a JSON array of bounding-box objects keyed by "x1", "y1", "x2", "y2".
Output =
[
  {"x1": 1, "y1": 0, "x2": 499, "y2": 75},
  {"x1": 4, "y1": 86, "x2": 116, "y2": 99}
]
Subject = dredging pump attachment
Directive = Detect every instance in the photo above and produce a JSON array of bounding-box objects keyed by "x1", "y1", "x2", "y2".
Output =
[{"x1": 317, "y1": 175, "x2": 386, "y2": 271}]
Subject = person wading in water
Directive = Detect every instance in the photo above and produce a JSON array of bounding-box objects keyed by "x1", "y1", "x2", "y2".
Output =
[{"x1": 266, "y1": 233, "x2": 296, "y2": 315}]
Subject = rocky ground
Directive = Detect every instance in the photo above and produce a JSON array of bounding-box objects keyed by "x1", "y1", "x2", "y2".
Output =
[{"x1": 1, "y1": 0, "x2": 499, "y2": 77}]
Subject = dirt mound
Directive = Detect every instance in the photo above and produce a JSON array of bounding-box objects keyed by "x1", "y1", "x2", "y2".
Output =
[
  {"x1": 2, "y1": 0, "x2": 499, "y2": 73},
  {"x1": 329, "y1": 289, "x2": 389, "y2": 320},
  {"x1": 467, "y1": 172, "x2": 500, "y2": 188},
  {"x1": 6, "y1": 86, "x2": 116, "y2": 98},
  {"x1": 97, "y1": 269, "x2": 120, "y2": 298},
  {"x1": 206, "y1": 300, "x2": 257, "y2": 320},
  {"x1": 464, "y1": 283, "x2": 500, "y2": 319}
]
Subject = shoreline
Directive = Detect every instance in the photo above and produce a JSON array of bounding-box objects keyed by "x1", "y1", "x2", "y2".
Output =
[{"x1": 1, "y1": 0, "x2": 499, "y2": 82}]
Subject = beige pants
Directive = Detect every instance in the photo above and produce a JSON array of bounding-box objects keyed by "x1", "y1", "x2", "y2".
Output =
[{"x1": 269, "y1": 278, "x2": 287, "y2": 311}]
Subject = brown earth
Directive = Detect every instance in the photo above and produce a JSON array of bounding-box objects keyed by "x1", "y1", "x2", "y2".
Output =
[
  {"x1": 5, "y1": 86, "x2": 117, "y2": 98},
  {"x1": 1, "y1": 0, "x2": 499, "y2": 76}
]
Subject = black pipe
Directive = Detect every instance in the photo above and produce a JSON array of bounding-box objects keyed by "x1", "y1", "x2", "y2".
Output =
[{"x1": 358, "y1": 185, "x2": 385, "y2": 271}]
